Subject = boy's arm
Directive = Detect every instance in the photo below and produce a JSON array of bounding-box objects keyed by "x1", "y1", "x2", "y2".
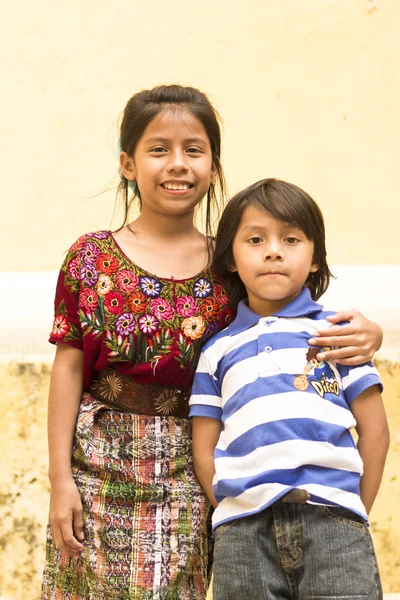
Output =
[
  {"x1": 192, "y1": 416, "x2": 222, "y2": 508},
  {"x1": 350, "y1": 385, "x2": 390, "y2": 514}
]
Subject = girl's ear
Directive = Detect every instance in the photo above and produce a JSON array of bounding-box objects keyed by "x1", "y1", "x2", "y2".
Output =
[
  {"x1": 120, "y1": 152, "x2": 136, "y2": 181},
  {"x1": 210, "y1": 163, "x2": 217, "y2": 184},
  {"x1": 310, "y1": 262, "x2": 319, "y2": 274}
]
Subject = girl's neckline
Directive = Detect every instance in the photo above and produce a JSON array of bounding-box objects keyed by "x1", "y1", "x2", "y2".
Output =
[{"x1": 108, "y1": 231, "x2": 212, "y2": 284}]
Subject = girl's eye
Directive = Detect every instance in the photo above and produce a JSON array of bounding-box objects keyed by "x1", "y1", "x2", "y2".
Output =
[
  {"x1": 186, "y1": 147, "x2": 203, "y2": 154},
  {"x1": 285, "y1": 237, "x2": 299, "y2": 244},
  {"x1": 248, "y1": 236, "x2": 263, "y2": 244}
]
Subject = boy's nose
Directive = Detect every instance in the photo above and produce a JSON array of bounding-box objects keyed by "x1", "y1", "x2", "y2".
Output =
[{"x1": 264, "y1": 242, "x2": 283, "y2": 260}]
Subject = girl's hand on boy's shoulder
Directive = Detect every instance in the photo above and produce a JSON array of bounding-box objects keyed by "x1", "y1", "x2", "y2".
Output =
[{"x1": 308, "y1": 309, "x2": 383, "y2": 366}]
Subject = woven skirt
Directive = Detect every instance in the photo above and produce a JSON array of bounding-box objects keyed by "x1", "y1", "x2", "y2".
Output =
[{"x1": 41, "y1": 393, "x2": 212, "y2": 600}]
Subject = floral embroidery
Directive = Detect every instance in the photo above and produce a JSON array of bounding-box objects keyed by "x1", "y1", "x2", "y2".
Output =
[
  {"x1": 80, "y1": 288, "x2": 99, "y2": 311},
  {"x1": 182, "y1": 316, "x2": 205, "y2": 340},
  {"x1": 140, "y1": 276, "x2": 162, "y2": 298},
  {"x1": 51, "y1": 314, "x2": 70, "y2": 339},
  {"x1": 200, "y1": 297, "x2": 220, "y2": 320},
  {"x1": 193, "y1": 278, "x2": 213, "y2": 298},
  {"x1": 138, "y1": 314, "x2": 159, "y2": 335},
  {"x1": 96, "y1": 253, "x2": 119, "y2": 274},
  {"x1": 80, "y1": 264, "x2": 98, "y2": 286},
  {"x1": 214, "y1": 283, "x2": 230, "y2": 306},
  {"x1": 127, "y1": 291, "x2": 149, "y2": 314},
  {"x1": 115, "y1": 313, "x2": 136, "y2": 337},
  {"x1": 97, "y1": 273, "x2": 113, "y2": 295},
  {"x1": 176, "y1": 295, "x2": 198, "y2": 318},
  {"x1": 104, "y1": 291, "x2": 125, "y2": 314},
  {"x1": 116, "y1": 270, "x2": 139, "y2": 292},
  {"x1": 154, "y1": 389, "x2": 180, "y2": 415},
  {"x1": 150, "y1": 298, "x2": 174, "y2": 320},
  {"x1": 50, "y1": 231, "x2": 234, "y2": 379},
  {"x1": 80, "y1": 242, "x2": 101, "y2": 263}
]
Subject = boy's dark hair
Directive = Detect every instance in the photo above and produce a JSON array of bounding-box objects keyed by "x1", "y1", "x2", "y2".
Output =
[
  {"x1": 213, "y1": 178, "x2": 333, "y2": 305},
  {"x1": 117, "y1": 84, "x2": 227, "y2": 245}
]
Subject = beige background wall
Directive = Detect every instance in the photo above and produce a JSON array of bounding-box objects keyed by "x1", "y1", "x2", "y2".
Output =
[
  {"x1": 1, "y1": 1, "x2": 399, "y2": 597},
  {"x1": 1, "y1": 0, "x2": 399, "y2": 270}
]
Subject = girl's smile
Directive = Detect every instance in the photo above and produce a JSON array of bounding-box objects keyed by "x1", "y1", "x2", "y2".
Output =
[{"x1": 120, "y1": 109, "x2": 215, "y2": 219}]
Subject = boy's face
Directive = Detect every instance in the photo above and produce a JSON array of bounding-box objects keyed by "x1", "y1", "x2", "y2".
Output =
[{"x1": 231, "y1": 205, "x2": 319, "y2": 316}]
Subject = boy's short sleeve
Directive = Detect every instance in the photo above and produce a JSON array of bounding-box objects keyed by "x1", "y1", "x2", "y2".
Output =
[
  {"x1": 48, "y1": 237, "x2": 84, "y2": 349},
  {"x1": 336, "y1": 361, "x2": 383, "y2": 404},
  {"x1": 189, "y1": 351, "x2": 223, "y2": 420}
]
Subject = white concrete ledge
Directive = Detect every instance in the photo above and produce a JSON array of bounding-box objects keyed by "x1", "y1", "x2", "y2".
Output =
[{"x1": 1, "y1": 266, "x2": 399, "y2": 360}]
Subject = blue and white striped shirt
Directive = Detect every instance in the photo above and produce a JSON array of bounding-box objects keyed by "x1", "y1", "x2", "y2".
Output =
[{"x1": 189, "y1": 288, "x2": 382, "y2": 530}]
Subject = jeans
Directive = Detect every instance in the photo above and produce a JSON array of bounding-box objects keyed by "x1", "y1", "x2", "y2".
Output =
[{"x1": 212, "y1": 501, "x2": 382, "y2": 600}]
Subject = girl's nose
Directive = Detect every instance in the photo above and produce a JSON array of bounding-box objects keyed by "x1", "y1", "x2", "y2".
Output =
[{"x1": 167, "y1": 150, "x2": 189, "y2": 173}]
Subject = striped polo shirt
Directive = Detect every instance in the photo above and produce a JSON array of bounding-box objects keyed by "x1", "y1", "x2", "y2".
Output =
[{"x1": 188, "y1": 288, "x2": 382, "y2": 530}]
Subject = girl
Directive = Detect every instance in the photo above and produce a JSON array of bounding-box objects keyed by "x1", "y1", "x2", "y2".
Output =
[
  {"x1": 189, "y1": 178, "x2": 388, "y2": 600},
  {"x1": 41, "y1": 87, "x2": 383, "y2": 600}
]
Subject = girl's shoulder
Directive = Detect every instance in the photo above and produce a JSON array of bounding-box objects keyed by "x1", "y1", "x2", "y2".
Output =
[{"x1": 67, "y1": 230, "x2": 112, "y2": 253}]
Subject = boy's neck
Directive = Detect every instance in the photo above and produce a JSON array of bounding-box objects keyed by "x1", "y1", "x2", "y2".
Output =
[{"x1": 247, "y1": 290, "x2": 303, "y2": 317}]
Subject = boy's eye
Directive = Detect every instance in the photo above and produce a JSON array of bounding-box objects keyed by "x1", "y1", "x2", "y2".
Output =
[
  {"x1": 285, "y1": 237, "x2": 299, "y2": 244},
  {"x1": 248, "y1": 236, "x2": 263, "y2": 244},
  {"x1": 150, "y1": 146, "x2": 167, "y2": 153}
]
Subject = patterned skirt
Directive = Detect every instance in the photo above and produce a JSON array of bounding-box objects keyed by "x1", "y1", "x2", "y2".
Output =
[{"x1": 41, "y1": 394, "x2": 212, "y2": 600}]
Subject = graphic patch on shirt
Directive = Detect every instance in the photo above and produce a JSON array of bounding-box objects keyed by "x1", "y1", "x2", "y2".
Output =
[{"x1": 293, "y1": 347, "x2": 340, "y2": 397}]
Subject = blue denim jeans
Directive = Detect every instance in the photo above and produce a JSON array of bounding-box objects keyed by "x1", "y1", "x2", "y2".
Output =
[{"x1": 213, "y1": 501, "x2": 382, "y2": 600}]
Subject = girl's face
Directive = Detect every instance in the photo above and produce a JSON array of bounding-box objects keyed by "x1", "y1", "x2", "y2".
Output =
[
  {"x1": 120, "y1": 108, "x2": 215, "y2": 220},
  {"x1": 231, "y1": 204, "x2": 319, "y2": 316}
]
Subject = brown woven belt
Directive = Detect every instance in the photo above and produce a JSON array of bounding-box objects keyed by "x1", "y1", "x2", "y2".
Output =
[
  {"x1": 277, "y1": 489, "x2": 311, "y2": 504},
  {"x1": 88, "y1": 367, "x2": 191, "y2": 417}
]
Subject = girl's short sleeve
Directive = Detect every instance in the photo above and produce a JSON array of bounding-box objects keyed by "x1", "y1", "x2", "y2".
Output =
[{"x1": 49, "y1": 237, "x2": 84, "y2": 349}]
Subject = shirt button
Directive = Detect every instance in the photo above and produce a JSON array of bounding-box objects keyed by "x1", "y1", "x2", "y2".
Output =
[{"x1": 264, "y1": 346, "x2": 272, "y2": 353}]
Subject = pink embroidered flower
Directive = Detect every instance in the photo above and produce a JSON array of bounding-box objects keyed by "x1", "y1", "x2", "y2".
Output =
[
  {"x1": 51, "y1": 315, "x2": 70, "y2": 339},
  {"x1": 182, "y1": 316, "x2": 205, "y2": 340},
  {"x1": 80, "y1": 242, "x2": 101, "y2": 263},
  {"x1": 138, "y1": 314, "x2": 159, "y2": 335},
  {"x1": 68, "y1": 256, "x2": 81, "y2": 279},
  {"x1": 115, "y1": 270, "x2": 140, "y2": 292},
  {"x1": 96, "y1": 273, "x2": 113, "y2": 296},
  {"x1": 150, "y1": 298, "x2": 174, "y2": 320},
  {"x1": 214, "y1": 284, "x2": 230, "y2": 306},
  {"x1": 104, "y1": 291, "x2": 125, "y2": 314},
  {"x1": 80, "y1": 288, "x2": 99, "y2": 311},
  {"x1": 176, "y1": 295, "x2": 198, "y2": 318},
  {"x1": 95, "y1": 253, "x2": 119, "y2": 275}
]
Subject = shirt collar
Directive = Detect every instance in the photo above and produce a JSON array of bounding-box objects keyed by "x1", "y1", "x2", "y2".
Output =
[{"x1": 228, "y1": 287, "x2": 324, "y2": 336}]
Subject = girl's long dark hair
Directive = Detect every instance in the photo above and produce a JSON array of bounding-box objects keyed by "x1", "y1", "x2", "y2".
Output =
[{"x1": 116, "y1": 84, "x2": 227, "y2": 262}]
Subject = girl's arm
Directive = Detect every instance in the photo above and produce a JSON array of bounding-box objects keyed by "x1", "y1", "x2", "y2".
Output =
[
  {"x1": 350, "y1": 385, "x2": 390, "y2": 514},
  {"x1": 48, "y1": 344, "x2": 84, "y2": 557},
  {"x1": 309, "y1": 309, "x2": 383, "y2": 365},
  {"x1": 192, "y1": 416, "x2": 222, "y2": 508}
]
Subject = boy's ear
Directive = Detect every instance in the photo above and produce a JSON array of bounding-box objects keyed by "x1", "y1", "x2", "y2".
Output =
[
  {"x1": 229, "y1": 261, "x2": 238, "y2": 273},
  {"x1": 120, "y1": 152, "x2": 136, "y2": 181}
]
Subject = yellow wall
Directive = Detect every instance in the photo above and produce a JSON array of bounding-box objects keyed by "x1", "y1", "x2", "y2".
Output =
[{"x1": 2, "y1": 0, "x2": 399, "y2": 270}]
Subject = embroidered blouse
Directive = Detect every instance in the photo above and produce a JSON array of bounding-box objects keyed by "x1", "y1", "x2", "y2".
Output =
[{"x1": 49, "y1": 231, "x2": 234, "y2": 392}]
